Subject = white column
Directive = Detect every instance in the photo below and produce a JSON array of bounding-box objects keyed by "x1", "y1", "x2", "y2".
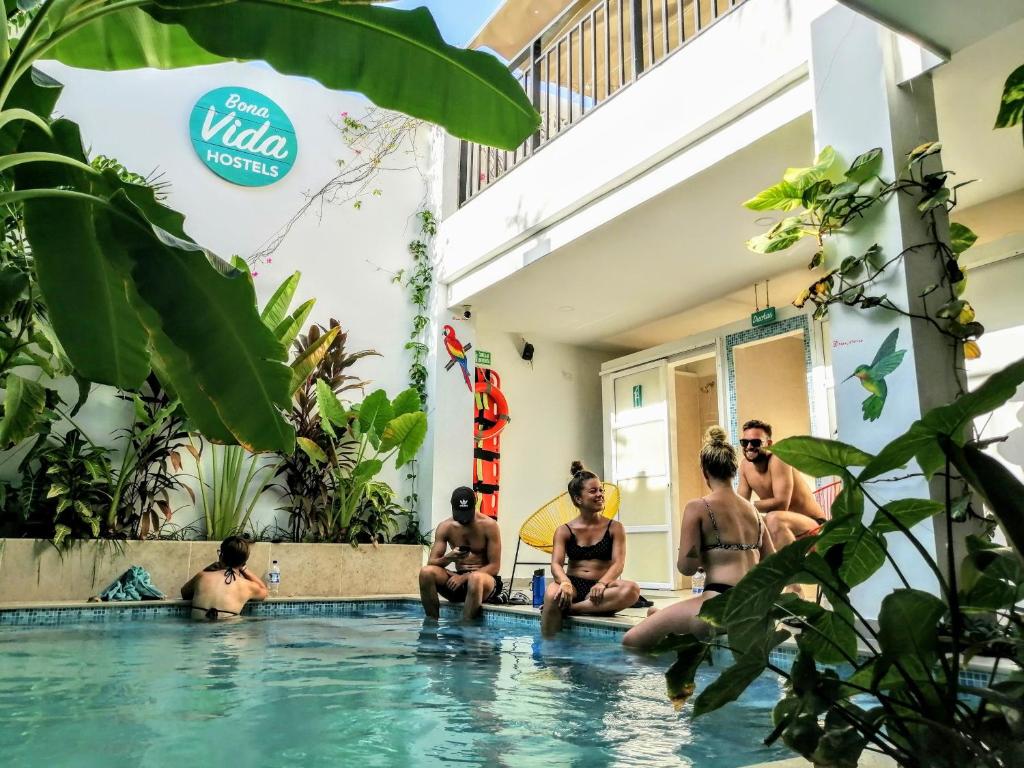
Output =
[{"x1": 810, "y1": 6, "x2": 958, "y2": 616}]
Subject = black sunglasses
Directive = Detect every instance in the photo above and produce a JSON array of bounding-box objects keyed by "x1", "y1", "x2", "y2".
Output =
[{"x1": 739, "y1": 438, "x2": 763, "y2": 449}]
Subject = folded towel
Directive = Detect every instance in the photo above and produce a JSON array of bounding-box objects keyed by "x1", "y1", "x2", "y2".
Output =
[{"x1": 99, "y1": 565, "x2": 166, "y2": 601}]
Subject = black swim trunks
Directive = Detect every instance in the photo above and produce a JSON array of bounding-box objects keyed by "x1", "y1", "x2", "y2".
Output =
[{"x1": 438, "y1": 573, "x2": 504, "y2": 604}]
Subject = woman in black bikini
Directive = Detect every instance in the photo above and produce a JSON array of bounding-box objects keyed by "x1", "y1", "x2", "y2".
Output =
[
  {"x1": 181, "y1": 535, "x2": 269, "y2": 621},
  {"x1": 622, "y1": 426, "x2": 776, "y2": 650},
  {"x1": 541, "y1": 461, "x2": 641, "y2": 636}
]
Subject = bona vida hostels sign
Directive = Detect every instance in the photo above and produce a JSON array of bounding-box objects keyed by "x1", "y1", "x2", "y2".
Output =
[{"x1": 189, "y1": 86, "x2": 297, "y2": 187}]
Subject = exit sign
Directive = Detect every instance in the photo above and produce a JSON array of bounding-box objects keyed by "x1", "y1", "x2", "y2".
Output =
[
  {"x1": 475, "y1": 350, "x2": 491, "y2": 366},
  {"x1": 632, "y1": 384, "x2": 643, "y2": 408},
  {"x1": 751, "y1": 307, "x2": 777, "y2": 327}
]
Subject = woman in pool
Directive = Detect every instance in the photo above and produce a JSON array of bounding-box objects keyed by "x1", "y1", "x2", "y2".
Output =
[
  {"x1": 181, "y1": 535, "x2": 269, "y2": 621},
  {"x1": 541, "y1": 460, "x2": 641, "y2": 636},
  {"x1": 622, "y1": 426, "x2": 775, "y2": 650}
]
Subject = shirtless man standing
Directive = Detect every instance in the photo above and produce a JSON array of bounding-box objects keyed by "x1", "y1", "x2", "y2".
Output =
[
  {"x1": 737, "y1": 419, "x2": 826, "y2": 548},
  {"x1": 418, "y1": 486, "x2": 502, "y2": 621}
]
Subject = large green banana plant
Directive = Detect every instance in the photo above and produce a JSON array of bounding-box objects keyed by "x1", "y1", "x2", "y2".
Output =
[{"x1": 0, "y1": 1, "x2": 537, "y2": 453}]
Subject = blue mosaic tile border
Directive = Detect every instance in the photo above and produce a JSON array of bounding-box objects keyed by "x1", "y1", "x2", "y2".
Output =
[
  {"x1": 0, "y1": 598, "x2": 625, "y2": 638},
  {"x1": 768, "y1": 643, "x2": 995, "y2": 688},
  {"x1": 725, "y1": 314, "x2": 814, "y2": 445}
]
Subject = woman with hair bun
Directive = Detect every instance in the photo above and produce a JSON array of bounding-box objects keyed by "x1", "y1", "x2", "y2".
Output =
[
  {"x1": 541, "y1": 460, "x2": 641, "y2": 636},
  {"x1": 622, "y1": 426, "x2": 776, "y2": 650}
]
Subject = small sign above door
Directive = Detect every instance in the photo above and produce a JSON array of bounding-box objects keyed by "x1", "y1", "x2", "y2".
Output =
[
  {"x1": 751, "y1": 307, "x2": 777, "y2": 327},
  {"x1": 632, "y1": 384, "x2": 643, "y2": 408},
  {"x1": 475, "y1": 350, "x2": 492, "y2": 366}
]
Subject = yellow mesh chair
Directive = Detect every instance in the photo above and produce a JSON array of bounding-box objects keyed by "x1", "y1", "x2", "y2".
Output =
[{"x1": 507, "y1": 483, "x2": 620, "y2": 597}]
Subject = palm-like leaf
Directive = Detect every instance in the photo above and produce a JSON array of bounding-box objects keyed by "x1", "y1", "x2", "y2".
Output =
[{"x1": 47, "y1": 3, "x2": 538, "y2": 150}]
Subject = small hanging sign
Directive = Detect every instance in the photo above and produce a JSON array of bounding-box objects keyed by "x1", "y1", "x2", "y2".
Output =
[{"x1": 751, "y1": 307, "x2": 777, "y2": 327}]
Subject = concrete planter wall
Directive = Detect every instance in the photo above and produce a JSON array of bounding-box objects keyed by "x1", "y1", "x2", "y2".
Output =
[{"x1": 0, "y1": 539, "x2": 424, "y2": 603}]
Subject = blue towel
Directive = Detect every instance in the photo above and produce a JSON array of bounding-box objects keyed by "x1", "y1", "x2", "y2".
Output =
[{"x1": 99, "y1": 565, "x2": 166, "y2": 601}]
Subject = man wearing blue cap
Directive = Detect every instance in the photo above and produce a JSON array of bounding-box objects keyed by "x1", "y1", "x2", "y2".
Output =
[{"x1": 418, "y1": 486, "x2": 502, "y2": 621}]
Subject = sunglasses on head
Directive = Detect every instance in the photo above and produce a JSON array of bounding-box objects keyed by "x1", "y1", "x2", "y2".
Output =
[{"x1": 739, "y1": 438, "x2": 764, "y2": 449}]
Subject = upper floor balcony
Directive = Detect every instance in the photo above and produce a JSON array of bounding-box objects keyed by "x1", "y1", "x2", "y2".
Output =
[{"x1": 460, "y1": 0, "x2": 751, "y2": 206}]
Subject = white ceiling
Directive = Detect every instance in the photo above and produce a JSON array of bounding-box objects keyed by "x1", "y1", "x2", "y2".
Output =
[
  {"x1": 469, "y1": 18, "x2": 1024, "y2": 355},
  {"x1": 837, "y1": 0, "x2": 1024, "y2": 57},
  {"x1": 472, "y1": 115, "x2": 817, "y2": 352}
]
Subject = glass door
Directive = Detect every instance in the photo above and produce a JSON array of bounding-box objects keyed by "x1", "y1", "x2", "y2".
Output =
[{"x1": 608, "y1": 361, "x2": 675, "y2": 589}]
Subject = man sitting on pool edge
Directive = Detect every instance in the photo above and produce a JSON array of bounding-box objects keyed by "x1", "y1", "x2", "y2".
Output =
[
  {"x1": 418, "y1": 486, "x2": 502, "y2": 622},
  {"x1": 181, "y1": 535, "x2": 269, "y2": 620}
]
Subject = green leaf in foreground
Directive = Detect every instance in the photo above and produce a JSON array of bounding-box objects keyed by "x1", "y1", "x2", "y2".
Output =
[
  {"x1": 0, "y1": 374, "x2": 47, "y2": 447},
  {"x1": 49, "y1": 4, "x2": 539, "y2": 150},
  {"x1": 770, "y1": 437, "x2": 873, "y2": 479}
]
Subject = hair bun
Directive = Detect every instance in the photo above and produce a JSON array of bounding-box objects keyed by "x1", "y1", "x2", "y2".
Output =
[
  {"x1": 569, "y1": 459, "x2": 586, "y2": 476},
  {"x1": 703, "y1": 425, "x2": 728, "y2": 446}
]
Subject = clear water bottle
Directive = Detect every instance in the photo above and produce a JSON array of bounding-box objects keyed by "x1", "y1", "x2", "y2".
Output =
[
  {"x1": 691, "y1": 567, "x2": 705, "y2": 596},
  {"x1": 531, "y1": 569, "x2": 546, "y2": 608},
  {"x1": 268, "y1": 560, "x2": 281, "y2": 597}
]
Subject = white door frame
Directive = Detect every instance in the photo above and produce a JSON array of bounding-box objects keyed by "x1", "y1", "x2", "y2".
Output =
[{"x1": 604, "y1": 359, "x2": 676, "y2": 590}]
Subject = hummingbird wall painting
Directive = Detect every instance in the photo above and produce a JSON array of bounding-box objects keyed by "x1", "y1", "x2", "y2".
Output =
[{"x1": 844, "y1": 328, "x2": 907, "y2": 422}]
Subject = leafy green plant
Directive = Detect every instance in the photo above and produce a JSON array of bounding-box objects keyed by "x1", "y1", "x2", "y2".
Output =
[
  {"x1": 110, "y1": 375, "x2": 190, "y2": 538},
  {"x1": 662, "y1": 357, "x2": 1024, "y2": 768},
  {"x1": 394, "y1": 208, "x2": 436, "y2": 522},
  {"x1": 298, "y1": 383, "x2": 426, "y2": 542},
  {"x1": 995, "y1": 64, "x2": 1024, "y2": 144},
  {"x1": 277, "y1": 320, "x2": 378, "y2": 541},
  {"x1": 346, "y1": 479, "x2": 406, "y2": 545},
  {"x1": 744, "y1": 144, "x2": 981, "y2": 368},
  {"x1": 14, "y1": 429, "x2": 115, "y2": 548},
  {"x1": 0, "y1": 0, "x2": 538, "y2": 454},
  {"x1": 191, "y1": 438, "x2": 279, "y2": 541}
]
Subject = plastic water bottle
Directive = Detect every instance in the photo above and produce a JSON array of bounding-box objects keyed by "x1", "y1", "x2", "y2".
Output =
[
  {"x1": 691, "y1": 567, "x2": 705, "y2": 596},
  {"x1": 531, "y1": 569, "x2": 546, "y2": 608},
  {"x1": 268, "y1": 560, "x2": 281, "y2": 597}
]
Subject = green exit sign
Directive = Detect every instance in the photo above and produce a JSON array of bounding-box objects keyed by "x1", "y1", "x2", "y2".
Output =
[
  {"x1": 632, "y1": 384, "x2": 643, "y2": 408},
  {"x1": 475, "y1": 350, "x2": 491, "y2": 366},
  {"x1": 751, "y1": 307, "x2": 777, "y2": 327}
]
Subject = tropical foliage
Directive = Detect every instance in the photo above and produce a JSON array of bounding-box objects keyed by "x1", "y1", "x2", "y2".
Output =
[
  {"x1": 0, "y1": 0, "x2": 537, "y2": 456},
  {"x1": 662, "y1": 358, "x2": 1024, "y2": 767},
  {"x1": 297, "y1": 383, "x2": 427, "y2": 543}
]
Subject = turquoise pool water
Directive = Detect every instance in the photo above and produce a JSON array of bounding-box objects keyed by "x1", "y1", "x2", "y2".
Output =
[{"x1": 0, "y1": 605, "x2": 789, "y2": 767}]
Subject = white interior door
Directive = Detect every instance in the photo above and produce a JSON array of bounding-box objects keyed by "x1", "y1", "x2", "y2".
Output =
[{"x1": 608, "y1": 361, "x2": 675, "y2": 589}]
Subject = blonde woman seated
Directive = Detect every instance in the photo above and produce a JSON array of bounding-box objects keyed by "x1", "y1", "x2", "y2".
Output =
[
  {"x1": 622, "y1": 427, "x2": 775, "y2": 650},
  {"x1": 541, "y1": 460, "x2": 641, "y2": 637}
]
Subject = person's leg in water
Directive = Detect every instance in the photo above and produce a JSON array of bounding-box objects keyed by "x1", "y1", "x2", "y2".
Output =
[
  {"x1": 541, "y1": 581, "x2": 567, "y2": 637},
  {"x1": 462, "y1": 571, "x2": 496, "y2": 622},
  {"x1": 418, "y1": 565, "x2": 451, "y2": 620},
  {"x1": 765, "y1": 511, "x2": 821, "y2": 549},
  {"x1": 621, "y1": 591, "x2": 719, "y2": 650},
  {"x1": 568, "y1": 580, "x2": 640, "y2": 617}
]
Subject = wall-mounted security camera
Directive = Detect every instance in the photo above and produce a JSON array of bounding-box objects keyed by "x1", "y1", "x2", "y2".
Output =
[
  {"x1": 461, "y1": 305, "x2": 472, "y2": 319},
  {"x1": 520, "y1": 339, "x2": 534, "y2": 361}
]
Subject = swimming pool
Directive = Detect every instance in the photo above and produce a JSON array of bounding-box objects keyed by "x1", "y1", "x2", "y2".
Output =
[{"x1": 0, "y1": 602, "x2": 790, "y2": 767}]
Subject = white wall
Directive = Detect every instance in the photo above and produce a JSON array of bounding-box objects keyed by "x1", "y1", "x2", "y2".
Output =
[
  {"x1": 29, "y1": 61, "x2": 432, "y2": 536},
  {"x1": 449, "y1": 324, "x2": 611, "y2": 578},
  {"x1": 437, "y1": 0, "x2": 835, "y2": 286}
]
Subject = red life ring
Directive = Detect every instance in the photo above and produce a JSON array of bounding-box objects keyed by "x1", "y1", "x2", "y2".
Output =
[{"x1": 474, "y1": 380, "x2": 510, "y2": 441}]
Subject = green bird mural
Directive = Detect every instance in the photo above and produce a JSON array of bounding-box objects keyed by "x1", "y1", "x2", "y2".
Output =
[{"x1": 844, "y1": 328, "x2": 907, "y2": 422}]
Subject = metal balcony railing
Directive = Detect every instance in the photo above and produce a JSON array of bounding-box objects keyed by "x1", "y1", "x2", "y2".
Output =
[{"x1": 459, "y1": 0, "x2": 748, "y2": 206}]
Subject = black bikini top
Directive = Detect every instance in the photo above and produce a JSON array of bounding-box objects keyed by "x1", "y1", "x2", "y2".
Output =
[
  {"x1": 564, "y1": 519, "x2": 614, "y2": 561},
  {"x1": 700, "y1": 499, "x2": 762, "y2": 552}
]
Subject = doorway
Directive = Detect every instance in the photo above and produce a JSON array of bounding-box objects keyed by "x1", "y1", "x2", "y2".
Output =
[{"x1": 732, "y1": 331, "x2": 812, "y2": 442}]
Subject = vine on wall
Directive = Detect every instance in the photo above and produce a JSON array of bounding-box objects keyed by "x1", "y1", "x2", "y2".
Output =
[{"x1": 394, "y1": 209, "x2": 436, "y2": 518}]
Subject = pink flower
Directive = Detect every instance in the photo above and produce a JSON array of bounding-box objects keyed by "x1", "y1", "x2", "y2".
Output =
[
  {"x1": 266, "y1": 258, "x2": 273, "y2": 264},
  {"x1": 252, "y1": 272, "x2": 259, "y2": 277},
  {"x1": 341, "y1": 111, "x2": 348, "y2": 118}
]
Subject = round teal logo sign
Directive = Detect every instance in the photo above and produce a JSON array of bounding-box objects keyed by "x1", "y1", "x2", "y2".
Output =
[{"x1": 189, "y1": 86, "x2": 297, "y2": 186}]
